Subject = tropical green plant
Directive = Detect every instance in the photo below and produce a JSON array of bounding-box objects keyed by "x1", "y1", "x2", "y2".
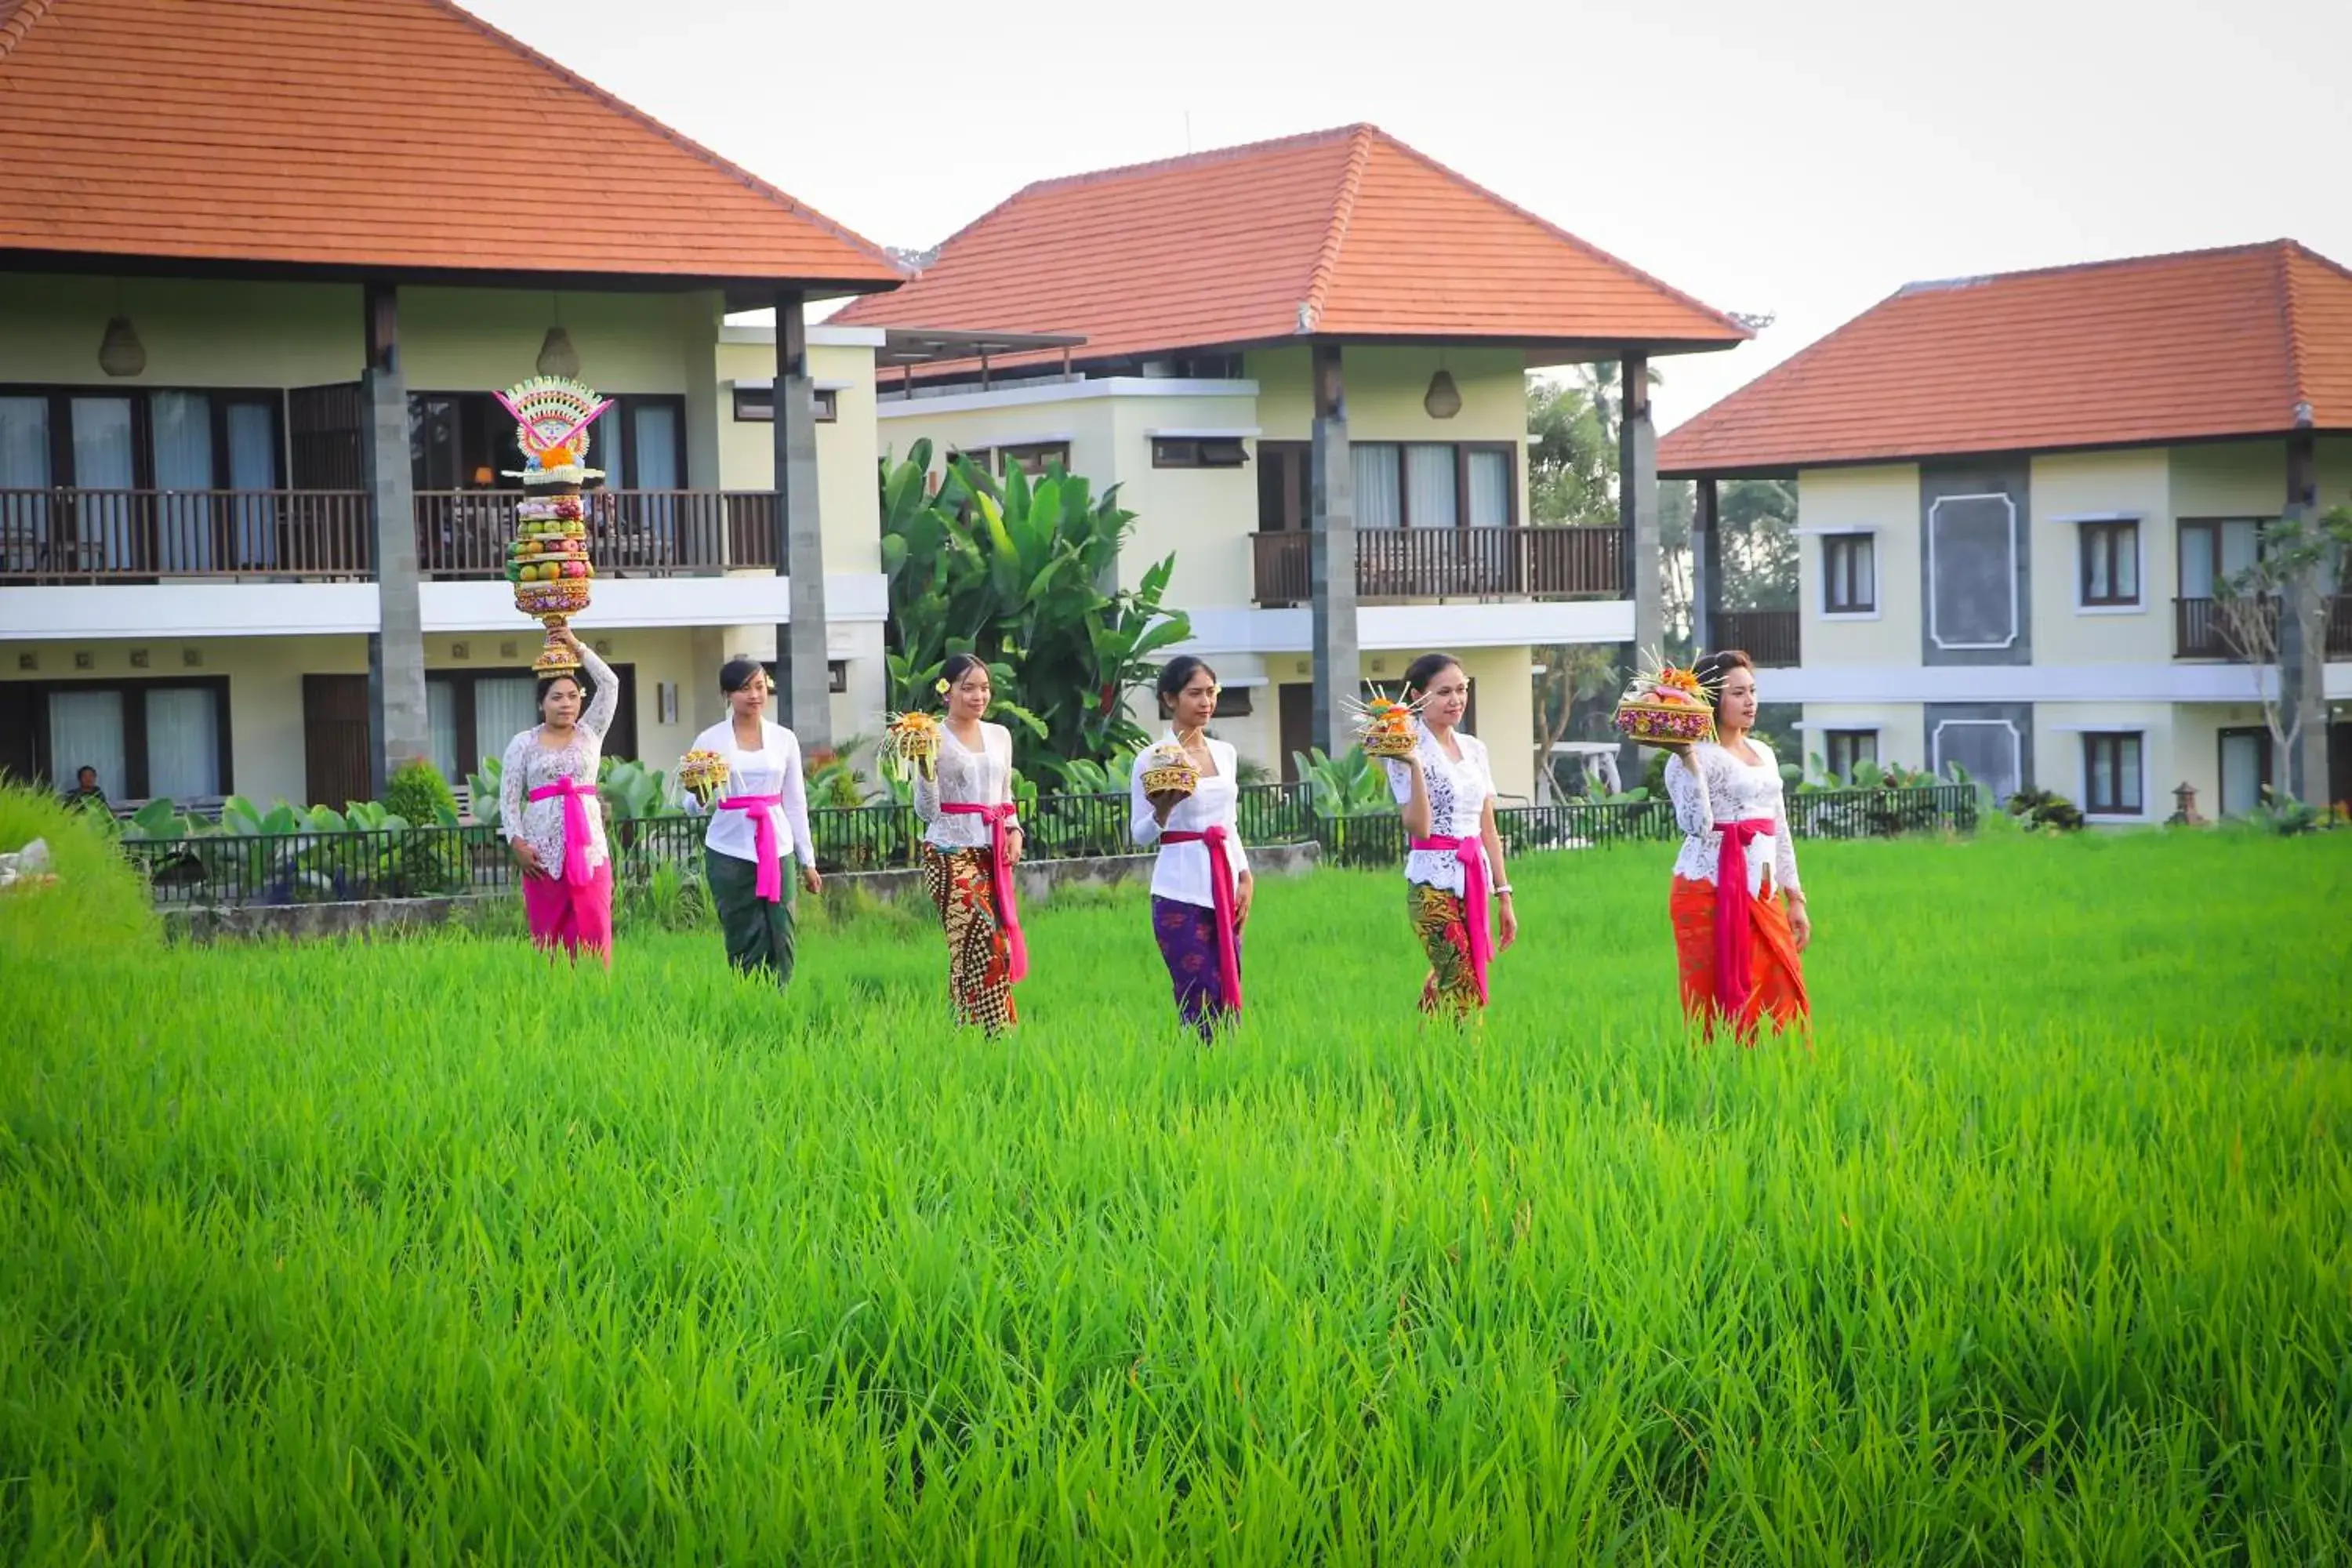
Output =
[
  {"x1": 598, "y1": 759, "x2": 680, "y2": 823},
  {"x1": 807, "y1": 735, "x2": 880, "y2": 809},
  {"x1": 466, "y1": 757, "x2": 503, "y2": 829},
  {"x1": 383, "y1": 760, "x2": 460, "y2": 829},
  {"x1": 879, "y1": 441, "x2": 1193, "y2": 792},
  {"x1": 2005, "y1": 786, "x2": 2085, "y2": 833}
]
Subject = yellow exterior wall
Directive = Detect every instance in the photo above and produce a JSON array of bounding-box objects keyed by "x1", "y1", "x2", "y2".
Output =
[
  {"x1": 2028, "y1": 449, "x2": 2171, "y2": 665},
  {"x1": 1251, "y1": 645, "x2": 1537, "y2": 800},
  {"x1": 713, "y1": 337, "x2": 884, "y2": 576},
  {"x1": 3, "y1": 628, "x2": 706, "y2": 807},
  {"x1": 1796, "y1": 465, "x2": 1919, "y2": 668},
  {"x1": 1102, "y1": 394, "x2": 1259, "y2": 609},
  {"x1": 2033, "y1": 702, "x2": 2177, "y2": 822},
  {"x1": 1798, "y1": 703, "x2": 1928, "y2": 776},
  {"x1": 2166, "y1": 700, "x2": 2273, "y2": 818},
  {"x1": 2169, "y1": 441, "x2": 2287, "y2": 519}
]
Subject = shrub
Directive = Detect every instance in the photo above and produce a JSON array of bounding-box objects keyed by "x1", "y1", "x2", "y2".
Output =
[
  {"x1": 2004, "y1": 787, "x2": 2085, "y2": 833},
  {"x1": 384, "y1": 760, "x2": 460, "y2": 827},
  {"x1": 0, "y1": 782, "x2": 158, "y2": 959}
]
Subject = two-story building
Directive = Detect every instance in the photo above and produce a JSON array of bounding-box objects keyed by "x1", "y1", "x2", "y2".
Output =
[
  {"x1": 1661, "y1": 241, "x2": 2352, "y2": 817},
  {"x1": 0, "y1": 0, "x2": 899, "y2": 811},
  {"x1": 829, "y1": 125, "x2": 1751, "y2": 800}
]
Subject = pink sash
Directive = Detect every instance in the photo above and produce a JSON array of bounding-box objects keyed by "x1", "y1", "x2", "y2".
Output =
[
  {"x1": 718, "y1": 793, "x2": 786, "y2": 902},
  {"x1": 1714, "y1": 818, "x2": 1775, "y2": 1015},
  {"x1": 941, "y1": 801, "x2": 1028, "y2": 982},
  {"x1": 1163, "y1": 826, "x2": 1243, "y2": 1012},
  {"x1": 1410, "y1": 834, "x2": 1493, "y2": 1004},
  {"x1": 527, "y1": 776, "x2": 596, "y2": 887}
]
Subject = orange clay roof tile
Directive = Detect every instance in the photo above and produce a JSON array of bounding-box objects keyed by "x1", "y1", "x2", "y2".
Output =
[
  {"x1": 834, "y1": 123, "x2": 1745, "y2": 370},
  {"x1": 0, "y1": 0, "x2": 902, "y2": 289},
  {"x1": 1659, "y1": 241, "x2": 2352, "y2": 475}
]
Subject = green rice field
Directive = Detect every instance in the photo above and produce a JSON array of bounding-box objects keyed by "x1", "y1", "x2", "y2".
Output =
[{"x1": 4, "y1": 790, "x2": 2350, "y2": 1564}]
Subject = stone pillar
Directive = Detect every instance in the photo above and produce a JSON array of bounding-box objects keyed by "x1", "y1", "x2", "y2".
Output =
[
  {"x1": 361, "y1": 281, "x2": 427, "y2": 800},
  {"x1": 773, "y1": 291, "x2": 832, "y2": 748},
  {"x1": 1692, "y1": 474, "x2": 1720, "y2": 653},
  {"x1": 2281, "y1": 432, "x2": 2326, "y2": 806},
  {"x1": 1619, "y1": 354, "x2": 1661, "y2": 780},
  {"x1": 1308, "y1": 343, "x2": 1359, "y2": 758}
]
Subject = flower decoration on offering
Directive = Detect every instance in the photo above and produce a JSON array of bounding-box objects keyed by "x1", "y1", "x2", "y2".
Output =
[
  {"x1": 1611, "y1": 648, "x2": 1719, "y2": 746},
  {"x1": 496, "y1": 376, "x2": 613, "y2": 677},
  {"x1": 1346, "y1": 688, "x2": 1424, "y2": 758},
  {"x1": 677, "y1": 748, "x2": 731, "y2": 804},
  {"x1": 1141, "y1": 739, "x2": 1200, "y2": 800},
  {"x1": 880, "y1": 710, "x2": 944, "y2": 781}
]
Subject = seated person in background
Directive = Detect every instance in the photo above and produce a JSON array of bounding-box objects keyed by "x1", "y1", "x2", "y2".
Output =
[{"x1": 60, "y1": 765, "x2": 108, "y2": 812}]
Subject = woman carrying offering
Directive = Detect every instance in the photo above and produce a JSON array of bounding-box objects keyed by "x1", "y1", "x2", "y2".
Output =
[
  {"x1": 1131, "y1": 656, "x2": 1254, "y2": 1041},
  {"x1": 1381, "y1": 652, "x2": 1518, "y2": 1018},
  {"x1": 1661, "y1": 649, "x2": 1812, "y2": 1041},
  {"x1": 681, "y1": 658, "x2": 822, "y2": 984},
  {"x1": 500, "y1": 627, "x2": 619, "y2": 963},
  {"x1": 910, "y1": 654, "x2": 1026, "y2": 1032}
]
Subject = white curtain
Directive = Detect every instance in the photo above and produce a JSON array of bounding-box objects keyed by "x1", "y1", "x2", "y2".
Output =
[
  {"x1": 146, "y1": 687, "x2": 222, "y2": 800},
  {"x1": 227, "y1": 401, "x2": 278, "y2": 568},
  {"x1": 1466, "y1": 449, "x2": 1509, "y2": 527},
  {"x1": 71, "y1": 397, "x2": 136, "y2": 571},
  {"x1": 634, "y1": 403, "x2": 681, "y2": 557},
  {"x1": 49, "y1": 689, "x2": 125, "y2": 797},
  {"x1": 1404, "y1": 445, "x2": 1456, "y2": 528},
  {"x1": 0, "y1": 396, "x2": 50, "y2": 567},
  {"x1": 2183, "y1": 521, "x2": 2264, "y2": 597},
  {"x1": 426, "y1": 680, "x2": 459, "y2": 783},
  {"x1": 151, "y1": 391, "x2": 214, "y2": 572},
  {"x1": 2220, "y1": 732, "x2": 2265, "y2": 815},
  {"x1": 1352, "y1": 443, "x2": 1400, "y2": 528},
  {"x1": 474, "y1": 677, "x2": 539, "y2": 773}
]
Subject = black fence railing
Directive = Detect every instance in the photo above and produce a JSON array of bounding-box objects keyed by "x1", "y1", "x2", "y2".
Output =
[{"x1": 124, "y1": 784, "x2": 1977, "y2": 907}]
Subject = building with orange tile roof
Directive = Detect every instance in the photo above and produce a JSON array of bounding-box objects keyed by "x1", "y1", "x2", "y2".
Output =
[
  {"x1": 839, "y1": 125, "x2": 1750, "y2": 785},
  {"x1": 1659, "y1": 241, "x2": 2352, "y2": 813},
  {"x1": 0, "y1": 0, "x2": 901, "y2": 805}
]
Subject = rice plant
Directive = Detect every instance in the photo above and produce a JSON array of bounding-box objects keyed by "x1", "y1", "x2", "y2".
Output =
[{"x1": 3, "y1": 791, "x2": 2347, "y2": 1564}]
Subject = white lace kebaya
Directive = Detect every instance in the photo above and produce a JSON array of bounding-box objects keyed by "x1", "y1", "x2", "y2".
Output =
[{"x1": 1664, "y1": 739, "x2": 1802, "y2": 898}]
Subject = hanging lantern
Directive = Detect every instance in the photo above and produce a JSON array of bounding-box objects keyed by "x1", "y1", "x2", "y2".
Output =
[
  {"x1": 97, "y1": 316, "x2": 147, "y2": 377},
  {"x1": 535, "y1": 326, "x2": 581, "y2": 378},
  {"x1": 1422, "y1": 368, "x2": 1461, "y2": 419}
]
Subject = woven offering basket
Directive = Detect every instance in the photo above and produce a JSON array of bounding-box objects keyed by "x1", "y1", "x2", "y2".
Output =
[
  {"x1": 1142, "y1": 759, "x2": 1200, "y2": 799},
  {"x1": 1612, "y1": 695, "x2": 1717, "y2": 746}
]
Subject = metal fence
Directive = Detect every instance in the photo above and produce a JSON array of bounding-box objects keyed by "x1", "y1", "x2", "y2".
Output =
[{"x1": 123, "y1": 783, "x2": 1977, "y2": 906}]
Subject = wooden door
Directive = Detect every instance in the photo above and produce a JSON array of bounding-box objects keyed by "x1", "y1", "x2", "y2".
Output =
[
  {"x1": 303, "y1": 673, "x2": 372, "y2": 809},
  {"x1": 1278, "y1": 682, "x2": 1312, "y2": 782}
]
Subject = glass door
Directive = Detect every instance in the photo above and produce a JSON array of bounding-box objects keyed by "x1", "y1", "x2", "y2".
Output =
[{"x1": 70, "y1": 396, "x2": 136, "y2": 572}]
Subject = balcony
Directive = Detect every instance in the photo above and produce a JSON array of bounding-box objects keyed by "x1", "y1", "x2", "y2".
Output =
[
  {"x1": 0, "y1": 489, "x2": 372, "y2": 583},
  {"x1": 1713, "y1": 608, "x2": 1801, "y2": 666},
  {"x1": 2176, "y1": 595, "x2": 2352, "y2": 660},
  {"x1": 1251, "y1": 525, "x2": 1622, "y2": 605},
  {"x1": 415, "y1": 490, "x2": 780, "y2": 579}
]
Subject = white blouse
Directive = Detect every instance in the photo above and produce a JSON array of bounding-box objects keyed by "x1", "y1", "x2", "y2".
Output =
[
  {"x1": 1380, "y1": 724, "x2": 1495, "y2": 895},
  {"x1": 499, "y1": 643, "x2": 618, "y2": 874},
  {"x1": 680, "y1": 718, "x2": 814, "y2": 867},
  {"x1": 1129, "y1": 736, "x2": 1251, "y2": 909},
  {"x1": 1665, "y1": 739, "x2": 1802, "y2": 896},
  {"x1": 912, "y1": 721, "x2": 1014, "y2": 851}
]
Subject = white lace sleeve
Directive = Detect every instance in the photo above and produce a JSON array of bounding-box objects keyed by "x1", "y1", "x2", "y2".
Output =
[
  {"x1": 1665, "y1": 753, "x2": 1713, "y2": 836},
  {"x1": 1129, "y1": 750, "x2": 1160, "y2": 847},
  {"x1": 499, "y1": 731, "x2": 529, "y2": 841},
  {"x1": 576, "y1": 643, "x2": 619, "y2": 739},
  {"x1": 780, "y1": 730, "x2": 815, "y2": 869},
  {"x1": 911, "y1": 762, "x2": 939, "y2": 824},
  {"x1": 1773, "y1": 780, "x2": 1802, "y2": 894}
]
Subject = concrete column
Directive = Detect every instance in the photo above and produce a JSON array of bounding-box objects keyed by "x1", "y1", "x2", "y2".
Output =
[
  {"x1": 1692, "y1": 474, "x2": 1720, "y2": 653},
  {"x1": 1308, "y1": 343, "x2": 1359, "y2": 758},
  {"x1": 2281, "y1": 433, "x2": 2327, "y2": 806},
  {"x1": 773, "y1": 291, "x2": 832, "y2": 747},
  {"x1": 361, "y1": 281, "x2": 427, "y2": 800},
  {"x1": 1620, "y1": 354, "x2": 1662, "y2": 656}
]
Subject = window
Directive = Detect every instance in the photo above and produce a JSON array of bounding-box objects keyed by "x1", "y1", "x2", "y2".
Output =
[
  {"x1": 829, "y1": 660, "x2": 848, "y2": 695},
  {"x1": 1210, "y1": 684, "x2": 1254, "y2": 717},
  {"x1": 2078, "y1": 521, "x2": 2140, "y2": 607},
  {"x1": 1823, "y1": 532, "x2": 1876, "y2": 614},
  {"x1": 2217, "y1": 728, "x2": 2272, "y2": 816},
  {"x1": 1256, "y1": 441, "x2": 1310, "y2": 532},
  {"x1": 1824, "y1": 729, "x2": 1878, "y2": 780},
  {"x1": 947, "y1": 447, "x2": 994, "y2": 477},
  {"x1": 1348, "y1": 443, "x2": 1518, "y2": 528},
  {"x1": 426, "y1": 664, "x2": 637, "y2": 782},
  {"x1": 2082, "y1": 731, "x2": 2143, "y2": 815},
  {"x1": 20, "y1": 677, "x2": 231, "y2": 801},
  {"x1": 2177, "y1": 519, "x2": 2265, "y2": 599},
  {"x1": 731, "y1": 386, "x2": 838, "y2": 423},
  {"x1": 998, "y1": 442, "x2": 1069, "y2": 477},
  {"x1": 1152, "y1": 437, "x2": 1249, "y2": 469}
]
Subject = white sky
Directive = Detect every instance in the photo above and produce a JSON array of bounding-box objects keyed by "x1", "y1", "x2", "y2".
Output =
[{"x1": 467, "y1": 0, "x2": 2352, "y2": 434}]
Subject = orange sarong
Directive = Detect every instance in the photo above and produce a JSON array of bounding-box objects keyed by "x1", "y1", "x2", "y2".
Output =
[{"x1": 1670, "y1": 873, "x2": 1810, "y2": 1043}]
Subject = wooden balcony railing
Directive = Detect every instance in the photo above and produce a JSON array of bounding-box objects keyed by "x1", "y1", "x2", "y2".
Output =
[
  {"x1": 1712, "y1": 608, "x2": 1801, "y2": 667},
  {"x1": 2177, "y1": 595, "x2": 2352, "y2": 659},
  {"x1": 0, "y1": 489, "x2": 372, "y2": 582},
  {"x1": 415, "y1": 490, "x2": 782, "y2": 579},
  {"x1": 1251, "y1": 525, "x2": 1623, "y2": 605}
]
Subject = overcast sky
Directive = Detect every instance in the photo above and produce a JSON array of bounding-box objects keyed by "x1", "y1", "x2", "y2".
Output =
[{"x1": 467, "y1": 0, "x2": 2352, "y2": 433}]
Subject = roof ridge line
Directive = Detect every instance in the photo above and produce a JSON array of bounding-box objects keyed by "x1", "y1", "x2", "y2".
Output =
[
  {"x1": 421, "y1": 0, "x2": 897, "y2": 278},
  {"x1": 2274, "y1": 241, "x2": 2310, "y2": 423},
  {"x1": 1659, "y1": 285, "x2": 1904, "y2": 452},
  {"x1": 1367, "y1": 129, "x2": 1750, "y2": 340},
  {"x1": 1896, "y1": 238, "x2": 2291, "y2": 294},
  {"x1": 1011, "y1": 123, "x2": 1367, "y2": 201},
  {"x1": 0, "y1": 0, "x2": 62, "y2": 63},
  {"x1": 1298, "y1": 125, "x2": 1374, "y2": 334}
]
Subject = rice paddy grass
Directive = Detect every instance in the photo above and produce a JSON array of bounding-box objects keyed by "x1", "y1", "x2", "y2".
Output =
[{"x1": 3, "y1": 800, "x2": 2349, "y2": 1564}]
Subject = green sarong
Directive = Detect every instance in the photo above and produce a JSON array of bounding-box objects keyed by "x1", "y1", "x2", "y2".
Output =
[{"x1": 707, "y1": 845, "x2": 798, "y2": 985}]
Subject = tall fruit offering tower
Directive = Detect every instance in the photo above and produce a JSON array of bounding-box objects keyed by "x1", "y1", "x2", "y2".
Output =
[{"x1": 498, "y1": 376, "x2": 612, "y2": 677}]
